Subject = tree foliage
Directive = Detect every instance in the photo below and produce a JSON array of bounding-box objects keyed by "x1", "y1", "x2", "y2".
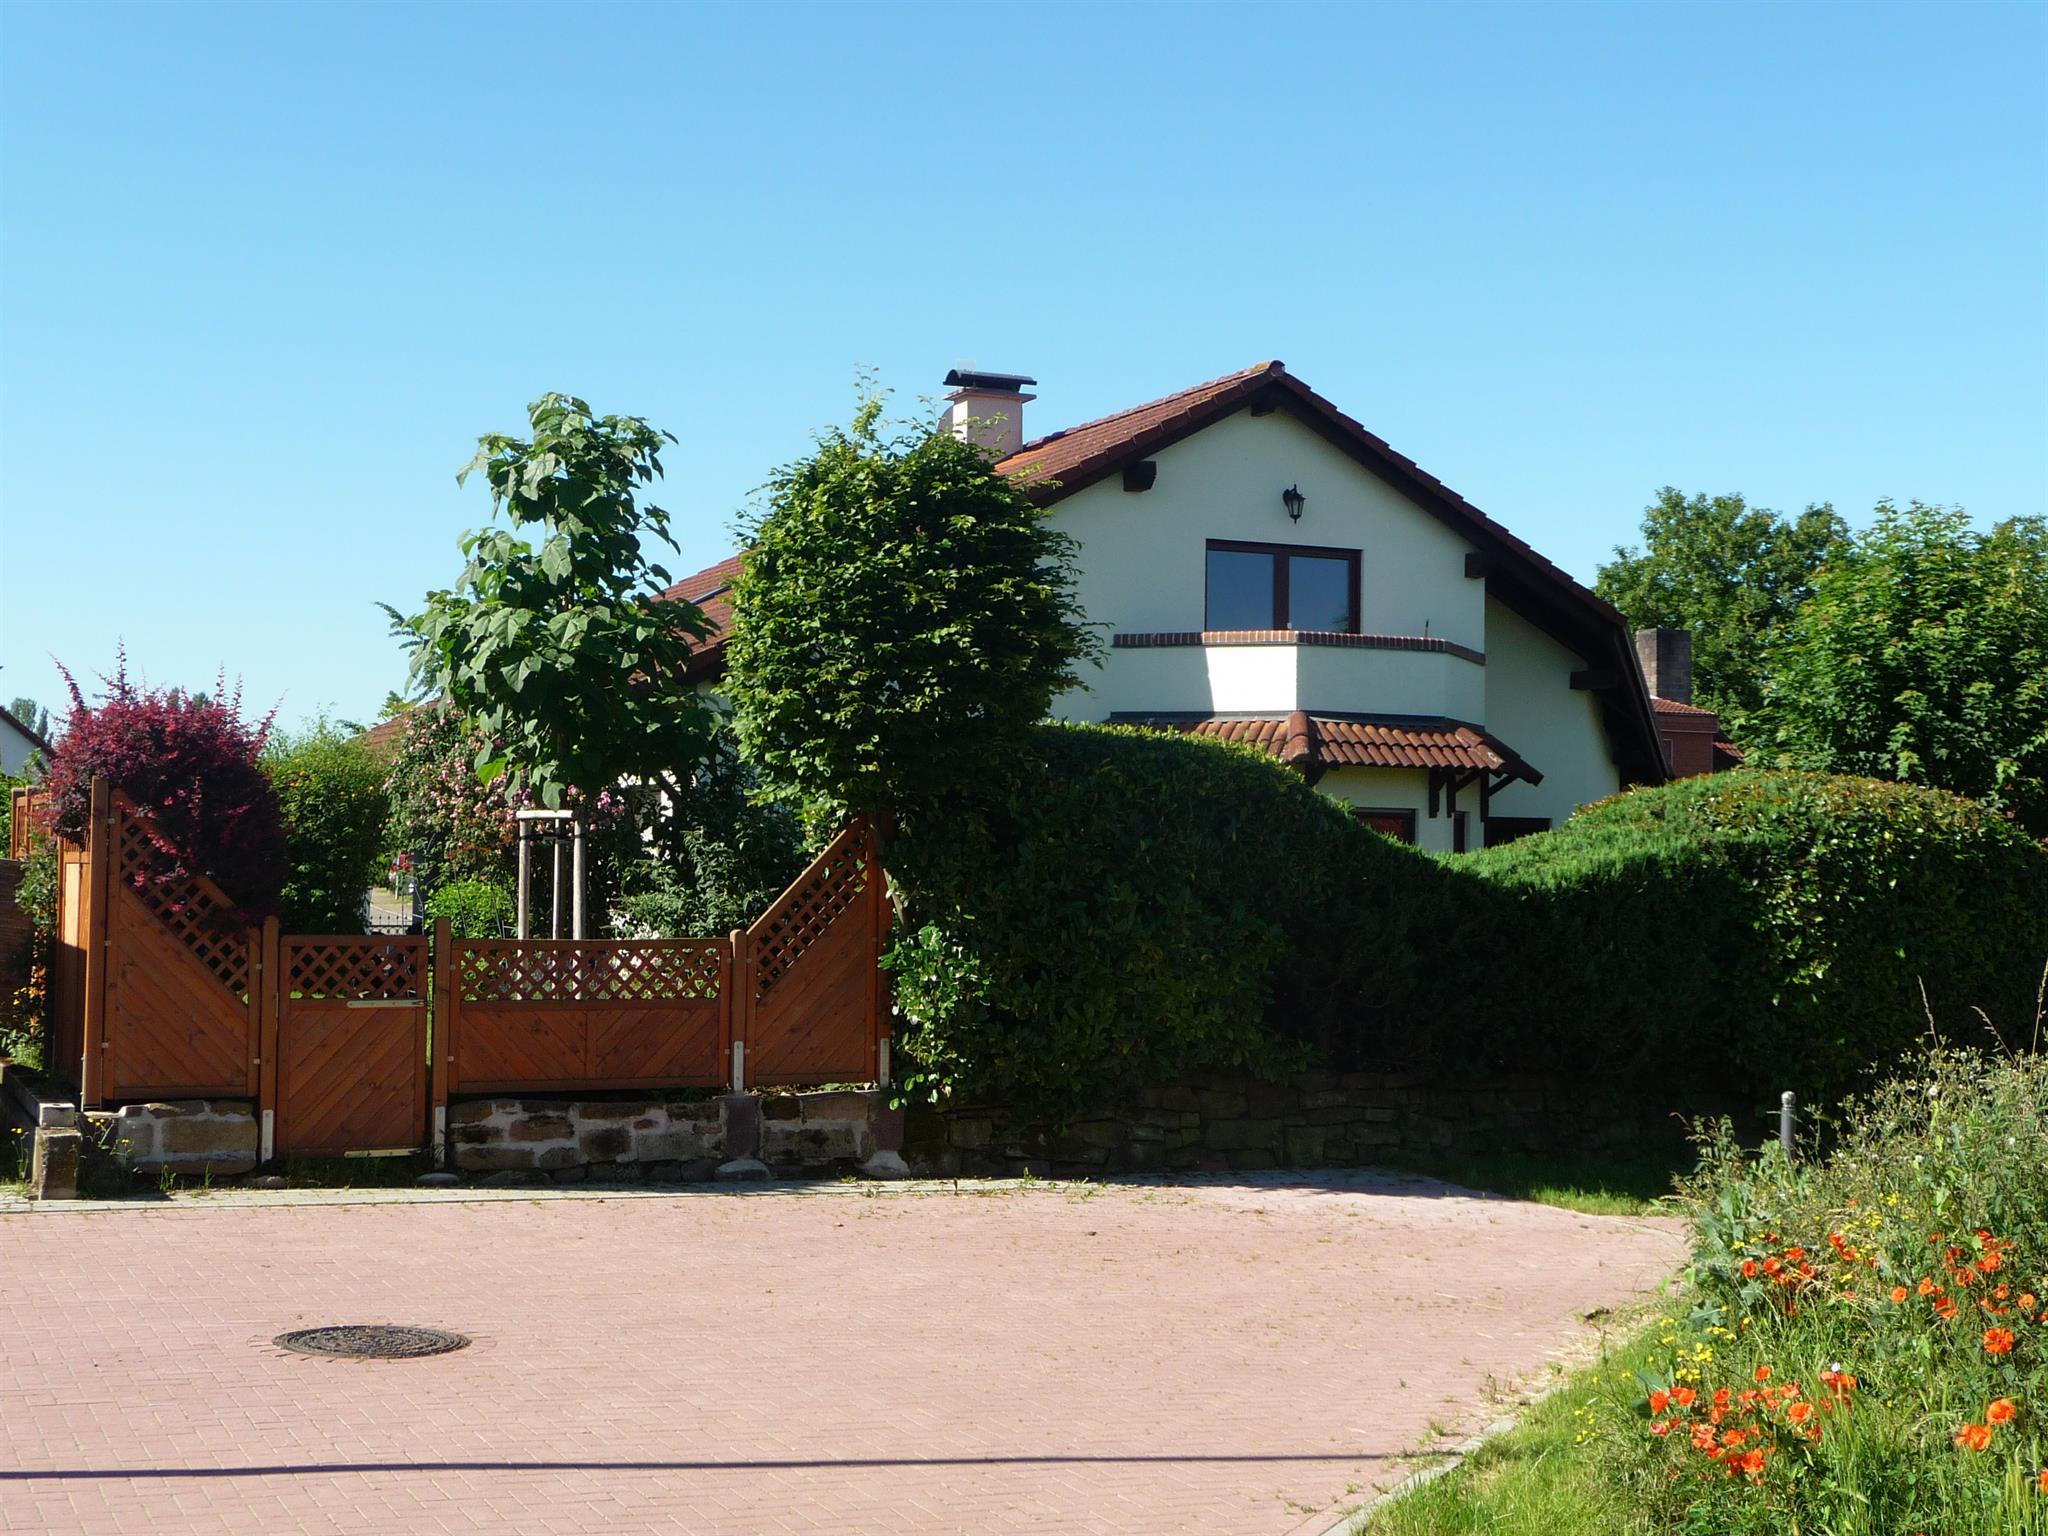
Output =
[
  {"x1": 387, "y1": 394, "x2": 716, "y2": 809},
  {"x1": 1596, "y1": 488, "x2": 1846, "y2": 726},
  {"x1": 380, "y1": 704, "x2": 516, "y2": 901},
  {"x1": 264, "y1": 721, "x2": 391, "y2": 932},
  {"x1": 44, "y1": 655, "x2": 287, "y2": 920},
  {"x1": 725, "y1": 393, "x2": 1099, "y2": 830},
  {"x1": 611, "y1": 719, "x2": 807, "y2": 938},
  {"x1": 1750, "y1": 503, "x2": 2048, "y2": 835}
]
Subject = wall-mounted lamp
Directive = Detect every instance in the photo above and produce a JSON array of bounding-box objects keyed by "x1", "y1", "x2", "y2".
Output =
[{"x1": 1282, "y1": 484, "x2": 1306, "y2": 523}]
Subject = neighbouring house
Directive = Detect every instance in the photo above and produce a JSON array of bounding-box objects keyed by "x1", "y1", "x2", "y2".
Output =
[
  {"x1": 0, "y1": 703, "x2": 51, "y2": 778},
  {"x1": 1636, "y1": 627, "x2": 1743, "y2": 779},
  {"x1": 671, "y1": 360, "x2": 1694, "y2": 851}
]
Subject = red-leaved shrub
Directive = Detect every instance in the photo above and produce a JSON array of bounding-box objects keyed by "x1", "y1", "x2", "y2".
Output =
[{"x1": 46, "y1": 653, "x2": 288, "y2": 921}]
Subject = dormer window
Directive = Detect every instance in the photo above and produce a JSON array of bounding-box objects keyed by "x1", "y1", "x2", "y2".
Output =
[{"x1": 1204, "y1": 539, "x2": 1361, "y2": 632}]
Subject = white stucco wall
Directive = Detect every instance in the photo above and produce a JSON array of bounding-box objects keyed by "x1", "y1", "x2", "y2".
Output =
[
  {"x1": 1480, "y1": 596, "x2": 1621, "y2": 828},
  {"x1": 1048, "y1": 406, "x2": 1483, "y2": 721},
  {"x1": 1317, "y1": 767, "x2": 1461, "y2": 853},
  {"x1": 1, "y1": 720, "x2": 43, "y2": 777}
]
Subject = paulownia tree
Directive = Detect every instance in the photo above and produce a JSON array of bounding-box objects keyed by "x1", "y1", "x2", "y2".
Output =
[
  {"x1": 388, "y1": 394, "x2": 717, "y2": 810},
  {"x1": 723, "y1": 391, "x2": 1098, "y2": 837}
]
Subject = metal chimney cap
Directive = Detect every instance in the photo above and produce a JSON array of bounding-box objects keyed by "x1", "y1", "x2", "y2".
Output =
[{"x1": 943, "y1": 368, "x2": 1038, "y2": 391}]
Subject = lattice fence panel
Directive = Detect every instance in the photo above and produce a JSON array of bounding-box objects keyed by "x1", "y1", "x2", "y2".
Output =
[
  {"x1": 459, "y1": 940, "x2": 725, "y2": 1004},
  {"x1": 753, "y1": 831, "x2": 870, "y2": 996},
  {"x1": 115, "y1": 807, "x2": 250, "y2": 997},
  {"x1": 287, "y1": 938, "x2": 426, "y2": 1001}
]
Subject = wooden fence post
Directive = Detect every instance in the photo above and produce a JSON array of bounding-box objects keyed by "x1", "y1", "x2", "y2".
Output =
[
  {"x1": 728, "y1": 928, "x2": 749, "y2": 1092},
  {"x1": 869, "y1": 828, "x2": 891, "y2": 1087},
  {"x1": 431, "y1": 917, "x2": 454, "y2": 1166},
  {"x1": 257, "y1": 918, "x2": 280, "y2": 1163},
  {"x1": 78, "y1": 777, "x2": 113, "y2": 1108}
]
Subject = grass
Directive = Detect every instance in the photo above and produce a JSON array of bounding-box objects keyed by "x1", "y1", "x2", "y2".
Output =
[
  {"x1": 1386, "y1": 1149, "x2": 1686, "y2": 1217},
  {"x1": 1356, "y1": 1320, "x2": 1665, "y2": 1536}
]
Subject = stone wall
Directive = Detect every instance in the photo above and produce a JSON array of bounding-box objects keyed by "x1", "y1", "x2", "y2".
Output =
[
  {"x1": 86, "y1": 1099, "x2": 258, "y2": 1178},
  {"x1": 448, "y1": 1089, "x2": 907, "y2": 1184},
  {"x1": 904, "y1": 1070, "x2": 1686, "y2": 1178}
]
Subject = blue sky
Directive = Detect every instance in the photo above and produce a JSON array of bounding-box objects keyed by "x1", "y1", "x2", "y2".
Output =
[{"x1": 2, "y1": 0, "x2": 2042, "y2": 734}]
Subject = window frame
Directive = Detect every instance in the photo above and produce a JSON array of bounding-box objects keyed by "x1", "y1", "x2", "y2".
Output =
[
  {"x1": 1351, "y1": 808, "x2": 1417, "y2": 845},
  {"x1": 1204, "y1": 538, "x2": 1362, "y2": 634}
]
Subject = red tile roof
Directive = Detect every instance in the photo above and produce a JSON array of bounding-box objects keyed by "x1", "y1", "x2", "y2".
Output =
[
  {"x1": 355, "y1": 713, "x2": 412, "y2": 759},
  {"x1": 994, "y1": 362, "x2": 1280, "y2": 492},
  {"x1": 657, "y1": 553, "x2": 744, "y2": 673},
  {"x1": 1118, "y1": 712, "x2": 1541, "y2": 784},
  {"x1": 1650, "y1": 695, "x2": 1718, "y2": 720}
]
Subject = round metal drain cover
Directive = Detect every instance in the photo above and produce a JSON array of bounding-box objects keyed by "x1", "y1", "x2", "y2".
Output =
[{"x1": 274, "y1": 1325, "x2": 470, "y2": 1360}]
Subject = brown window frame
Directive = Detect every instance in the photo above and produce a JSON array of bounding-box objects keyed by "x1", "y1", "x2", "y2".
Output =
[
  {"x1": 1352, "y1": 807, "x2": 1417, "y2": 845},
  {"x1": 1204, "y1": 539, "x2": 1362, "y2": 633}
]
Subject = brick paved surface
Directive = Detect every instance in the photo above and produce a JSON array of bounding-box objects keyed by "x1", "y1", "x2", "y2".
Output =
[{"x1": 0, "y1": 1176, "x2": 1684, "y2": 1534}]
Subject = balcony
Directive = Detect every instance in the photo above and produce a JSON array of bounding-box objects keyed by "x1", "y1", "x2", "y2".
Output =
[{"x1": 1058, "y1": 629, "x2": 1488, "y2": 723}]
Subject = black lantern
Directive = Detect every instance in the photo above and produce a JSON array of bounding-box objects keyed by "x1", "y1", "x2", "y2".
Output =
[{"x1": 1282, "y1": 484, "x2": 1306, "y2": 523}]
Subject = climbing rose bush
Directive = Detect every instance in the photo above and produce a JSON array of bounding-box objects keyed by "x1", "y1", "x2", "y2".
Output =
[{"x1": 44, "y1": 654, "x2": 287, "y2": 920}]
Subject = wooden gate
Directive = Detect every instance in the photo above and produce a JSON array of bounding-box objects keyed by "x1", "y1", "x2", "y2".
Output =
[
  {"x1": 270, "y1": 934, "x2": 429, "y2": 1157},
  {"x1": 736, "y1": 821, "x2": 890, "y2": 1086}
]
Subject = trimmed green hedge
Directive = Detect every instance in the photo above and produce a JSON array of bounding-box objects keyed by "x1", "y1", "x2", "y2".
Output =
[
  {"x1": 885, "y1": 724, "x2": 2048, "y2": 1114},
  {"x1": 1452, "y1": 771, "x2": 2048, "y2": 1098},
  {"x1": 886, "y1": 723, "x2": 1456, "y2": 1109}
]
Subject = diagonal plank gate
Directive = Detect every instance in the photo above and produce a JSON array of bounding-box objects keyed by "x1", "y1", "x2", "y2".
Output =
[{"x1": 28, "y1": 781, "x2": 892, "y2": 1159}]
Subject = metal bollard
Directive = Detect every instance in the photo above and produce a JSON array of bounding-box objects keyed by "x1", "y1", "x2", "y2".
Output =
[{"x1": 1779, "y1": 1091, "x2": 1797, "y2": 1159}]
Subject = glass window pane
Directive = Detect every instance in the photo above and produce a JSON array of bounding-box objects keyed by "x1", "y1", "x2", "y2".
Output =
[
  {"x1": 1206, "y1": 549, "x2": 1275, "y2": 629},
  {"x1": 1287, "y1": 554, "x2": 1354, "y2": 631}
]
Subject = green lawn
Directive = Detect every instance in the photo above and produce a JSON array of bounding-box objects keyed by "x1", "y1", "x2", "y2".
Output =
[
  {"x1": 1356, "y1": 1320, "x2": 1664, "y2": 1536},
  {"x1": 1384, "y1": 1150, "x2": 1686, "y2": 1217}
]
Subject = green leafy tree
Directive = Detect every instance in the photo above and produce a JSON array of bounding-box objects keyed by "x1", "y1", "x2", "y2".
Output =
[
  {"x1": 387, "y1": 393, "x2": 716, "y2": 809},
  {"x1": 264, "y1": 720, "x2": 391, "y2": 932},
  {"x1": 1596, "y1": 488, "x2": 1846, "y2": 727},
  {"x1": 6, "y1": 697, "x2": 50, "y2": 743},
  {"x1": 1752, "y1": 502, "x2": 2048, "y2": 835},
  {"x1": 725, "y1": 392, "x2": 1099, "y2": 834}
]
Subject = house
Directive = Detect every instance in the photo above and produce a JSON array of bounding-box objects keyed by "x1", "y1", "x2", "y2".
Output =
[
  {"x1": 671, "y1": 360, "x2": 1679, "y2": 851},
  {"x1": 1636, "y1": 627, "x2": 1743, "y2": 778},
  {"x1": 0, "y1": 703, "x2": 51, "y2": 777}
]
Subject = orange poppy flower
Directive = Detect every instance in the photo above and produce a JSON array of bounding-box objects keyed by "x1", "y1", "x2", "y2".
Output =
[
  {"x1": 1988, "y1": 1399, "x2": 2018, "y2": 1426},
  {"x1": 1741, "y1": 1259, "x2": 1760, "y2": 1279},
  {"x1": 1890, "y1": 1285, "x2": 1909, "y2": 1304},
  {"x1": 1979, "y1": 1251, "x2": 2004, "y2": 1274},
  {"x1": 1787, "y1": 1401, "x2": 1815, "y2": 1425},
  {"x1": 2037, "y1": 1467, "x2": 2048, "y2": 1495},
  {"x1": 1955, "y1": 1423, "x2": 1993, "y2": 1452},
  {"x1": 1649, "y1": 1390, "x2": 1669, "y2": 1415},
  {"x1": 1673, "y1": 1387, "x2": 1696, "y2": 1409},
  {"x1": 1754, "y1": 1365, "x2": 1772, "y2": 1383},
  {"x1": 2020, "y1": 1293, "x2": 2038, "y2": 1311},
  {"x1": 1918, "y1": 1277, "x2": 1940, "y2": 1297},
  {"x1": 1935, "y1": 1297, "x2": 1960, "y2": 1322},
  {"x1": 1985, "y1": 1327, "x2": 2017, "y2": 1357},
  {"x1": 1738, "y1": 1447, "x2": 1768, "y2": 1480}
]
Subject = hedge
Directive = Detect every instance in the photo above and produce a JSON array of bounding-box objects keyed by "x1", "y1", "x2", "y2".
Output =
[
  {"x1": 885, "y1": 723, "x2": 2048, "y2": 1115},
  {"x1": 885, "y1": 723, "x2": 1456, "y2": 1110},
  {"x1": 1449, "y1": 771, "x2": 2048, "y2": 1101}
]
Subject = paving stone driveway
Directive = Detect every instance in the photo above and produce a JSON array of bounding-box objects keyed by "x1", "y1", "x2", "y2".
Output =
[{"x1": 0, "y1": 1175, "x2": 1683, "y2": 1535}]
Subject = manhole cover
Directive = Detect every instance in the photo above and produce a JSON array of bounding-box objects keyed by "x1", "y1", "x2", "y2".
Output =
[{"x1": 273, "y1": 1325, "x2": 470, "y2": 1359}]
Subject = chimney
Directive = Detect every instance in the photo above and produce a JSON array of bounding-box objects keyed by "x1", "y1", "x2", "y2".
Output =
[
  {"x1": 942, "y1": 368, "x2": 1036, "y2": 458},
  {"x1": 1634, "y1": 627, "x2": 1693, "y2": 705}
]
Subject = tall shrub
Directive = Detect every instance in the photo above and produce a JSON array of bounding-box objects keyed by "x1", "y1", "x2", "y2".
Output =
[
  {"x1": 45, "y1": 656, "x2": 286, "y2": 919},
  {"x1": 265, "y1": 721, "x2": 391, "y2": 932},
  {"x1": 381, "y1": 704, "x2": 516, "y2": 902},
  {"x1": 725, "y1": 392, "x2": 1098, "y2": 832}
]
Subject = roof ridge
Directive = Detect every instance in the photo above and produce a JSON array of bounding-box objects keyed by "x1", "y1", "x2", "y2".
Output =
[{"x1": 1002, "y1": 360, "x2": 1282, "y2": 459}]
